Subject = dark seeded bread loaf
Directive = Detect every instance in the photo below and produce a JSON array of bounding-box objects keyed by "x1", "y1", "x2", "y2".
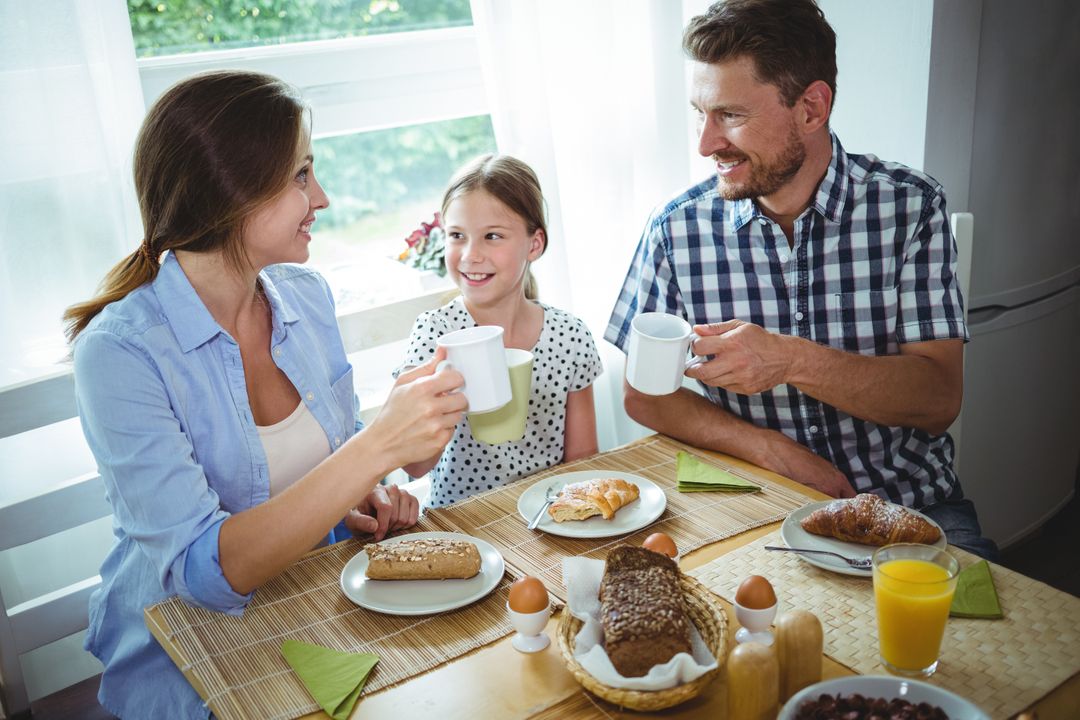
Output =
[{"x1": 599, "y1": 546, "x2": 692, "y2": 677}]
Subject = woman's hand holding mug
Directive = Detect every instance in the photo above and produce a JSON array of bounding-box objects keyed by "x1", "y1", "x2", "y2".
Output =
[{"x1": 370, "y1": 349, "x2": 468, "y2": 470}]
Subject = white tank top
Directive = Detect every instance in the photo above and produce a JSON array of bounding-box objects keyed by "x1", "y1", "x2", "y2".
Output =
[{"x1": 257, "y1": 401, "x2": 331, "y2": 497}]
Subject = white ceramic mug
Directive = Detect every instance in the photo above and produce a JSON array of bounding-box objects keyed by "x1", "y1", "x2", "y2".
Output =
[
  {"x1": 468, "y1": 348, "x2": 534, "y2": 444},
  {"x1": 436, "y1": 326, "x2": 512, "y2": 414},
  {"x1": 625, "y1": 312, "x2": 701, "y2": 395}
]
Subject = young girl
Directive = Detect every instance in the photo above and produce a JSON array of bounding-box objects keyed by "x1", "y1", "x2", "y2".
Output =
[{"x1": 399, "y1": 154, "x2": 602, "y2": 507}]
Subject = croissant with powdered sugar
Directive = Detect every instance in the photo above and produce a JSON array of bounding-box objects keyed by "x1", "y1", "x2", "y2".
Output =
[
  {"x1": 548, "y1": 477, "x2": 640, "y2": 522},
  {"x1": 799, "y1": 493, "x2": 942, "y2": 546}
]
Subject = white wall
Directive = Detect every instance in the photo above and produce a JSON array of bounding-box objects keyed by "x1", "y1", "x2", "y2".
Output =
[
  {"x1": 681, "y1": 0, "x2": 937, "y2": 177},
  {"x1": 822, "y1": 0, "x2": 935, "y2": 169}
]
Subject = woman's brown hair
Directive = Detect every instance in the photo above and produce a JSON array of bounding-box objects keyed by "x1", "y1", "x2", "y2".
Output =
[
  {"x1": 683, "y1": 0, "x2": 837, "y2": 110},
  {"x1": 64, "y1": 70, "x2": 307, "y2": 341},
  {"x1": 440, "y1": 154, "x2": 548, "y2": 300}
]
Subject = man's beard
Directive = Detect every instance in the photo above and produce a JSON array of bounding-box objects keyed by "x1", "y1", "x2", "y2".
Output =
[{"x1": 715, "y1": 124, "x2": 806, "y2": 201}]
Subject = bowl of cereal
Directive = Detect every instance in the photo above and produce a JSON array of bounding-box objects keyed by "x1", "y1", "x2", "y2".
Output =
[{"x1": 779, "y1": 676, "x2": 990, "y2": 719}]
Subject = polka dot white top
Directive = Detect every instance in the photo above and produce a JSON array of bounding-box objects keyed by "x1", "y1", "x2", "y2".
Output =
[{"x1": 398, "y1": 296, "x2": 602, "y2": 508}]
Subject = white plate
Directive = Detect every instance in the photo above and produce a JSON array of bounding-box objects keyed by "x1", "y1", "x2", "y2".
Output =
[
  {"x1": 339, "y1": 531, "x2": 505, "y2": 616},
  {"x1": 516, "y1": 471, "x2": 667, "y2": 538},
  {"x1": 778, "y1": 675, "x2": 990, "y2": 720},
  {"x1": 780, "y1": 499, "x2": 947, "y2": 577}
]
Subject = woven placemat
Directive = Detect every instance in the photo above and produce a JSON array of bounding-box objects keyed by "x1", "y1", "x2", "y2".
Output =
[
  {"x1": 430, "y1": 435, "x2": 809, "y2": 601},
  {"x1": 147, "y1": 515, "x2": 517, "y2": 720},
  {"x1": 146, "y1": 436, "x2": 808, "y2": 720},
  {"x1": 689, "y1": 532, "x2": 1080, "y2": 718}
]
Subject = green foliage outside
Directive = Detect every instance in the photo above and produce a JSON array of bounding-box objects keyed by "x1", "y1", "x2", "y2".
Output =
[
  {"x1": 126, "y1": 0, "x2": 496, "y2": 243},
  {"x1": 314, "y1": 117, "x2": 495, "y2": 232},
  {"x1": 127, "y1": 0, "x2": 472, "y2": 57}
]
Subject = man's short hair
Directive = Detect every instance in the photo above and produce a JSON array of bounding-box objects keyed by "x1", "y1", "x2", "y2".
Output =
[{"x1": 683, "y1": 0, "x2": 837, "y2": 109}]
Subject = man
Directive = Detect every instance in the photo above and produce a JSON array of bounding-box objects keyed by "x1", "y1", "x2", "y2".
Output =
[{"x1": 605, "y1": 0, "x2": 997, "y2": 558}]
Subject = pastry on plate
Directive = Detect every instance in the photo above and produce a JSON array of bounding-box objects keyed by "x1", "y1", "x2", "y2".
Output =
[
  {"x1": 799, "y1": 493, "x2": 941, "y2": 546},
  {"x1": 548, "y1": 477, "x2": 640, "y2": 522}
]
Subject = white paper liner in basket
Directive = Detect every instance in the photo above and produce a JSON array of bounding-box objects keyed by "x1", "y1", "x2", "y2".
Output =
[{"x1": 562, "y1": 557, "x2": 718, "y2": 690}]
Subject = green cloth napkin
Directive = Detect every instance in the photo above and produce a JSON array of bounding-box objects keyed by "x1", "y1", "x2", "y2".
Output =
[
  {"x1": 949, "y1": 560, "x2": 1004, "y2": 619},
  {"x1": 281, "y1": 640, "x2": 379, "y2": 720},
  {"x1": 676, "y1": 451, "x2": 761, "y2": 493}
]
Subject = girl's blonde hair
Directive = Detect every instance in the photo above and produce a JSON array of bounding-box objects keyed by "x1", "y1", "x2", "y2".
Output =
[
  {"x1": 64, "y1": 70, "x2": 307, "y2": 342},
  {"x1": 440, "y1": 154, "x2": 547, "y2": 300}
]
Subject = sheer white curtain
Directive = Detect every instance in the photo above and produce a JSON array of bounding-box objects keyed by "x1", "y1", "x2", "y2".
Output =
[
  {"x1": 0, "y1": 0, "x2": 144, "y2": 386},
  {"x1": 469, "y1": 0, "x2": 701, "y2": 449}
]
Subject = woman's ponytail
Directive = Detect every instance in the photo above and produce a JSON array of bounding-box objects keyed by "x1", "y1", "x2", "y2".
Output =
[
  {"x1": 63, "y1": 241, "x2": 160, "y2": 342},
  {"x1": 63, "y1": 70, "x2": 307, "y2": 343}
]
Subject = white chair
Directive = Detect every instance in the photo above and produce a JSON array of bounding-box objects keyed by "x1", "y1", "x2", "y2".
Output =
[
  {"x1": 0, "y1": 374, "x2": 112, "y2": 718},
  {"x1": 947, "y1": 212, "x2": 974, "y2": 472},
  {"x1": 0, "y1": 287, "x2": 451, "y2": 717}
]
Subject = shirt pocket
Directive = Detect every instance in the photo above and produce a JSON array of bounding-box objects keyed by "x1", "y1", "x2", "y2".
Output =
[
  {"x1": 828, "y1": 288, "x2": 900, "y2": 356},
  {"x1": 330, "y1": 366, "x2": 357, "y2": 435}
]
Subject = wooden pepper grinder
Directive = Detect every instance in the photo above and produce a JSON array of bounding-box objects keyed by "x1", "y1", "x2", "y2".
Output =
[
  {"x1": 726, "y1": 641, "x2": 779, "y2": 720},
  {"x1": 775, "y1": 609, "x2": 823, "y2": 701}
]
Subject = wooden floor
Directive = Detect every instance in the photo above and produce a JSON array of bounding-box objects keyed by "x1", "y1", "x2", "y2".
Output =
[{"x1": 12, "y1": 471, "x2": 1079, "y2": 720}]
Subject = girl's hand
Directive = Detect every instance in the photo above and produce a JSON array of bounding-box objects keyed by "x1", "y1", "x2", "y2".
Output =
[
  {"x1": 368, "y1": 348, "x2": 467, "y2": 470},
  {"x1": 345, "y1": 484, "x2": 421, "y2": 541}
]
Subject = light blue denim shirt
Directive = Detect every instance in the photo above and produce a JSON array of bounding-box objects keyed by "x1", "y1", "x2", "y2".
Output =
[{"x1": 73, "y1": 252, "x2": 360, "y2": 719}]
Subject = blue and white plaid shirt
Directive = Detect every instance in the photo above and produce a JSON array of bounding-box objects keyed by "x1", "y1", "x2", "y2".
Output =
[{"x1": 605, "y1": 133, "x2": 968, "y2": 510}]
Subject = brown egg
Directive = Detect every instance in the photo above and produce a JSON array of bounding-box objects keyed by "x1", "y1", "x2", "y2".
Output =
[
  {"x1": 735, "y1": 575, "x2": 777, "y2": 609},
  {"x1": 508, "y1": 576, "x2": 548, "y2": 613},
  {"x1": 642, "y1": 532, "x2": 678, "y2": 559}
]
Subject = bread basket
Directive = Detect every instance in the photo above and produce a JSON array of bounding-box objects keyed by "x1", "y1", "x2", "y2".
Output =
[{"x1": 556, "y1": 573, "x2": 727, "y2": 711}]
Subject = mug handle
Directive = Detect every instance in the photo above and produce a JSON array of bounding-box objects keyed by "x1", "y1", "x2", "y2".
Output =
[{"x1": 684, "y1": 332, "x2": 705, "y2": 370}]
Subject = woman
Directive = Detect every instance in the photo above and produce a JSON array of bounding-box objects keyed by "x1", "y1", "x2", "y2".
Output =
[{"x1": 64, "y1": 70, "x2": 466, "y2": 718}]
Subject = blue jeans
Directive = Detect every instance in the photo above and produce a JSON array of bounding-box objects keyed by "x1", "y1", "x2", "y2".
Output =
[{"x1": 921, "y1": 495, "x2": 1000, "y2": 561}]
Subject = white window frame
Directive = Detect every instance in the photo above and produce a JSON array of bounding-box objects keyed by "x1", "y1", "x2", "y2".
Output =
[
  {"x1": 4, "y1": 24, "x2": 489, "y2": 414},
  {"x1": 135, "y1": 27, "x2": 489, "y2": 388},
  {"x1": 3, "y1": 24, "x2": 491, "y2": 532},
  {"x1": 137, "y1": 26, "x2": 488, "y2": 138}
]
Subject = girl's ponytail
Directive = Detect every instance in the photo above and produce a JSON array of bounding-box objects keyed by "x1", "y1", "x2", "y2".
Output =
[{"x1": 523, "y1": 268, "x2": 539, "y2": 300}]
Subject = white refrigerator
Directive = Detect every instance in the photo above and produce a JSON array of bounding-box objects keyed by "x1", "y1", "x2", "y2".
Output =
[{"x1": 953, "y1": 0, "x2": 1080, "y2": 548}]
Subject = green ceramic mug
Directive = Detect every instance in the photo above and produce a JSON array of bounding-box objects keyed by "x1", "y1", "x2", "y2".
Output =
[{"x1": 467, "y1": 348, "x2": 533, "y2": 444}]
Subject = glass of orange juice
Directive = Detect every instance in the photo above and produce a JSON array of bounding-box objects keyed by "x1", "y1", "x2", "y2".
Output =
[{"x1": 872, "y1": 543, "x2": 959, "y2": 677}]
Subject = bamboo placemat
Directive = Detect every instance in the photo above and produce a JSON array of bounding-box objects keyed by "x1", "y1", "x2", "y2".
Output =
[
  {"x1": 146, "y1": 436, "x2": 808, "y2": 720},
  {"x1": 429, "y1": 435, "x2": 810, "y2": 601},
  {"x1": 689, "y1": 532, "x2": 1080, "y2": 719},
  {"x1": 147, "y1": 515, "x2": 518, "y2": 720}
]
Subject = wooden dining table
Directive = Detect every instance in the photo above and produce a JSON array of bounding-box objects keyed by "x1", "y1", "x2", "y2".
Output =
[{"x1": 146, "y1": 434, "x2": 1080, "y2": 719}]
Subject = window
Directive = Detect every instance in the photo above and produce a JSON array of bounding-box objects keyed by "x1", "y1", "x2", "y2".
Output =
[
  {"x1": 130, "y1": 0, "x2": 496, "y2": 313},
  {"x1": 311, "y1": 115, "x2": 495, "y2": 312},
  {"x1": 128, "y1": 0, "x2": 473, "y2": 57},
  {"x1": 0, "y1": 1, "x2": 495, "y2": 389}
]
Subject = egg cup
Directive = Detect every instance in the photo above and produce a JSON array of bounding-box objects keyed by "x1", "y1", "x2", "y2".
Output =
[
  {"x1": 733, "y1": 600, "x2": 777, "y2": 646},
  {"x1": 507, "y1": 602, "x2": 551, "y2": 653}
]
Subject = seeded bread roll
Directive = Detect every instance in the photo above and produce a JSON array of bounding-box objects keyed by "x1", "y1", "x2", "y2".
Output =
[
  {"x1": 364, "y1": 538, "x2": 481, "y2": 580},
  {"x1": 599, "y1": 546, "x2": 692, "y2": 677}
]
